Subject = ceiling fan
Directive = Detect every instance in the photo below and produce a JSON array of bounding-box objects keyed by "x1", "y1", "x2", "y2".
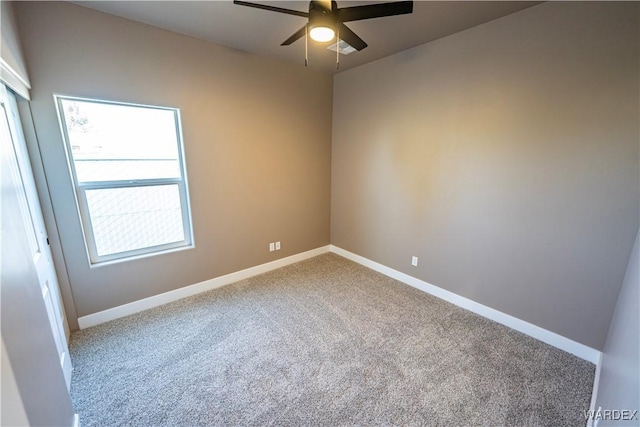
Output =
[{"x1": 233, "y1": 0, "x2": 414, "y2": 63}]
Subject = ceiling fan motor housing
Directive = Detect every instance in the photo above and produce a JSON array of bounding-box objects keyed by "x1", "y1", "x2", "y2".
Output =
[{"x1": 309, "y1": 1, "x2": 338, "y2": 39}]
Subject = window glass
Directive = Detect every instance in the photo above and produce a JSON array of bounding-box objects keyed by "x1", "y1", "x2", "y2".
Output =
[
  {"x1": 60, "y1": 99, "x2": 181, "y2": 182},
  {"x1": 85, "y1": 185, "x2": 185, "y2": 256}
]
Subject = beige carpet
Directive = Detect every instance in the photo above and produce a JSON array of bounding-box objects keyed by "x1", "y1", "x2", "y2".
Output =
[{"x1": 70, "y1": 253, "x2": 594, "y2": 426}]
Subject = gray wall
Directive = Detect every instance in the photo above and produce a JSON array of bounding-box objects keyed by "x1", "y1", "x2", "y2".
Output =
[
  {"x1": 0, "y1": 0, "x2": 30, "y2": 98},
  {"x1": 14, "y1": 2, "x2": 333, "y2": 322},
  {"x1": 595, "y1": 229, "x2": 639, "y2": 425},
  {"x1": 1, "y1": 95, "x2": 74, "y2": 427},
  {"x1": 331, "y1": 1, "x2": 639, "y2": 350},
  {"x1": 1, "y1": 338, "x2": 29, "y2": 426}
]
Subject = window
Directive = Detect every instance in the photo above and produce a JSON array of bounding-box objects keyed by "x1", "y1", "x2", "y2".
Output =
[{"x1": 56, "y1": 96, "x2": 193, "y2": 264}]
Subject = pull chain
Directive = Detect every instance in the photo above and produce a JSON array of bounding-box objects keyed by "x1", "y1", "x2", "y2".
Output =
[
  {"x1": 305, "y1": 24, "x2": 308, "y2": 67},
  {"x1": 336, "y1": 28, "x2": 340, "y2": 70}
]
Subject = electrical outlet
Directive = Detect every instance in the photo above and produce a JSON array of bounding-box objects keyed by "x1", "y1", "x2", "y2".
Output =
[
  {"x1": 411, "y1": 256, "x2": 418, "y2": 266},
  {"x1": 275, "y1": 241, "x2": 281, "y2": 250},
  {"x1": 269, "y1": 242, "x2": 275, "y2": 252}
]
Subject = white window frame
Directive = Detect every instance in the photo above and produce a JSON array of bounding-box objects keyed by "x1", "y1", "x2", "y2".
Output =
[{"x1": 55, "y1": 95, "x2": 194, "y2": 265}]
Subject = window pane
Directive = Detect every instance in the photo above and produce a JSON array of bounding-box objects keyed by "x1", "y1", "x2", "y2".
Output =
[
  {"x1": 85, "y1": 185, "x2": 185, "y2": 257},
  {"x1": 74, "y1": 159, "x2": 180, "y2": 182},
  {"x1": 60, "y1": 99, "x2": 181, "y2": 182}
]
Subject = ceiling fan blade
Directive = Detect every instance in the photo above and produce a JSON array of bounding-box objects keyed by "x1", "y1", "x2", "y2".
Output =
[
  {"x1": 233, "y1": 1, "x2": 308, "y2": 18},
  {"x1": 337, "y1": 1, "x2": 413, "y2": 23},
  {"x1": 281, "y1": 25, "x2": 307, "y2": 46},
  {"x1": 337, "y1": 23, "x2": 367, "y2": 51}
]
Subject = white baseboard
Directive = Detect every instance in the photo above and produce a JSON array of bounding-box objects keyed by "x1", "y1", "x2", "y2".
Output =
[
  {"x1": 586, "y1": 353, "x2": 603, "y2": 427},
  {"x1": 78, "y1": 245, "x2": 331, "y2": 329},
  {"x1": 329, "y1": 245, "x2": 601, "y2": 364},
  {"x1": 78, "y1": 243, "x2": 601, "y2": 365}
]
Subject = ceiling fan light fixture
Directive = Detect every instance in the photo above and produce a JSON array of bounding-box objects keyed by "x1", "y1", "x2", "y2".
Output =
[
  {"x1": 234, "y1": 0, "x2": 414, "y2": 53},
  {"x1": 309, "y1": 25, "x2": 335, "y2": 42}
]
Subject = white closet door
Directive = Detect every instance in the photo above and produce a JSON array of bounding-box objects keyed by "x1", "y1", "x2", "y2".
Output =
[{"x1": 0, "y1": 84, "x2": 73, "y2": 390}]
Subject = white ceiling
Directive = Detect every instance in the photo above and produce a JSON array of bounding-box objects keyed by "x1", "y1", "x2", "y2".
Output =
[{"x1": 73, "y1": 1, "x2": 541, "y2": 75}]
